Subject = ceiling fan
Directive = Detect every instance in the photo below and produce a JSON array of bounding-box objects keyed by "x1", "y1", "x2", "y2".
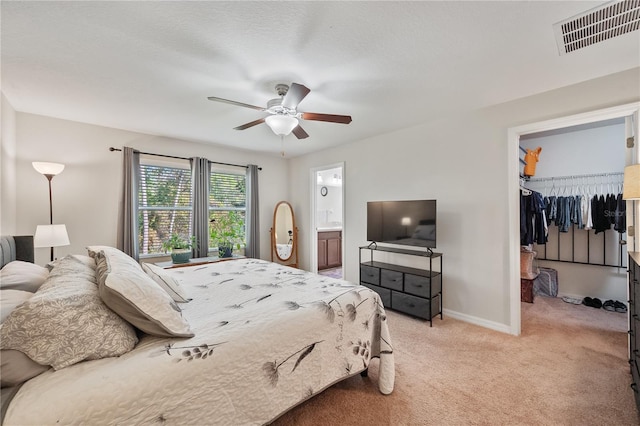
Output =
[{"x1": 207, "y1": 83, "x2": 352, "y2": 139}]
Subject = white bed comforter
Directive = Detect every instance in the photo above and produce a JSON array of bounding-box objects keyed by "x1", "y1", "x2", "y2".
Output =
[{"x1": 4, "y1": 259, "x2": 394, "y2": 425}]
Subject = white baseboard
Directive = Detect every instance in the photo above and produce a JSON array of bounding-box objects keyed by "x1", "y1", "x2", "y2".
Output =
[{"x1": 443, "y1": 309, "x2": 513, "y2": 335}]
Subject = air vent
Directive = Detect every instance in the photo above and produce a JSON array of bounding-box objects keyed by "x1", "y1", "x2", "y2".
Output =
[{"x1": 553, "y1": 0, "x2": 640, "y2": 55}]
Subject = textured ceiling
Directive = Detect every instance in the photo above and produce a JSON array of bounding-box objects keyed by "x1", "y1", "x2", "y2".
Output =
[{"x1": 2, "y1": 1, "x2": 639, "y2": 157}]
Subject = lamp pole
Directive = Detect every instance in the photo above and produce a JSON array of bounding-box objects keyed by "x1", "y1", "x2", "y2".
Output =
[{"x1": 46, "y1": 174, "x2": 54, "y2": 260}]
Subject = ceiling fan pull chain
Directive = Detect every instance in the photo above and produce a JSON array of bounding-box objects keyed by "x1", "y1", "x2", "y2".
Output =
[{"x1": 280, "y1": 135, "x2": 285, "y2": 157}]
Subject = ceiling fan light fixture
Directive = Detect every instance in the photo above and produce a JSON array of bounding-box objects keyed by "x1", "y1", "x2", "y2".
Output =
[{"x1": 265, "y1": 115, "x2": 298, "y2": 136}]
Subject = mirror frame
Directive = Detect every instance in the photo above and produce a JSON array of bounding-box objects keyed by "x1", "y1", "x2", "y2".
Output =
[{"x1": 270, "y1": 201, "x2": 298, "y2": 268}]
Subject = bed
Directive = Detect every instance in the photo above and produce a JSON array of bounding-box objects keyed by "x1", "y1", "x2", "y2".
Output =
[{"x1": 0, "y1": 236, "x2": 394, "y2": 425}]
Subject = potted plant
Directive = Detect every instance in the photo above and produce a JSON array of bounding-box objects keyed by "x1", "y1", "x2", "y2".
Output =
[
  {"x1": 210, "y1": 211, "x2": 245, "y2": 258},
  {"x1": 162, "y1": 234, "x2": 196, "y2": 264}
]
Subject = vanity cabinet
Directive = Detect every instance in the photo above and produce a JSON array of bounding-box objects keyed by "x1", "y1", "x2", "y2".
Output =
[{"x1": 318, "y1": 231, "x2": 342, "y2": 270}]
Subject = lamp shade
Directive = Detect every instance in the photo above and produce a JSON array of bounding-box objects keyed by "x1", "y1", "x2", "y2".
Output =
[
  {"x1": 34, "y1": 224, "x2": 70, "y2": 248},
  {"x1": 623, "y1": 164, "x2": 640, "y2": 200},
  {"x1": 401, "y1": 217, "x2": 412, "y2": 226},
  {"x1": 265, "y1": 115, "x2": 298, "y2": 136},
  {"x1": 32, "y1": 162, "x2": 65, "y2": 176}
]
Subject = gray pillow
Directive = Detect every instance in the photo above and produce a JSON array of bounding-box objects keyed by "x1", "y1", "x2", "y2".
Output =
[
  {"x1": 0, "y1": 256, "x2": 138, "y2": 370},
  {"x1": 0, "y1": 349, "x2": 50, "y2": 388},
  {"x1": 0, "y1": 290, "x2": 33, "y2": 323},
  {"x1": 0, "y1": 261, "x2": 49, "y2": 292},
  {"x1": 95, "y1": 251, "x2": 194, "y2": 338},
  {"x1": 47, "y1": 254, "x2": 96, "y2": 272}
]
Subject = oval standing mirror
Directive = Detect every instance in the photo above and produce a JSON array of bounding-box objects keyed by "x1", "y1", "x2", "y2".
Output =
[{"x1": 270, "y1": 201, "x2": 298, "y2": 268}]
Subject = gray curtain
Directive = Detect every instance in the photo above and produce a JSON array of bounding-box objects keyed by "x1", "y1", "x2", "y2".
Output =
[
  {"x1": 245, "y1": 164, "x2": 260, "y2": 258},
  {"x1": 190, "y1": 157, "x2": 210, "y2": 258},
  {"x1": 117, "y1": 147, "x2": 140, "y2": 260}
]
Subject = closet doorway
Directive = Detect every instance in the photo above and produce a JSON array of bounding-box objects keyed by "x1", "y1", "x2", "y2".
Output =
[
  {"x1": 310, "y1": 163, "x2": 345, "y2": 278},
  {"x1": 508, "y1": 102, "x2": 640, "y2": 336}
]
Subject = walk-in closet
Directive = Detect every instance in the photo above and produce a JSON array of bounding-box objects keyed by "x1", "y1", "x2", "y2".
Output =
[{"x1": 519, "y1": 118, "x2": 628, "y2": 313}]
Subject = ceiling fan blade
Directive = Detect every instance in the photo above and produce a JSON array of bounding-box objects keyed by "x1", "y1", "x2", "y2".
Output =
[
  {"x1": 292, "y1": 125, "x2": 309, "y2": 139},
  {"x1": 207, "y1": 96, "x2": 266, "y2": 111},
  {"x1": 234, "y1": 118, "x2": 265, "y2": 130},
  {"x1": 282, "y1": 83, "x2": 310, "y2": 110},
  {"x1": 301, "y1": 112, "x2": 352, "y2": 124}
]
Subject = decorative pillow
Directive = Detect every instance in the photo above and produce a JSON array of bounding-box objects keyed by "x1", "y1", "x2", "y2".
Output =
[
  {"x1": 0, "y1": 290, "x2": 33, "y2": 323},
  {"x1": 0, "y1": 349, "x2": 50, "y2": 388},
  {"x1": 0, "y1": 256, "x2": 138, "y2": 370},
  {"x1": 0, "y1": 261, "x2": 49, "y2": 292},
  {"x1": 95, "y1": 251, "x2": 194, "y2": 338},
  {"x1": 86, "y1": 245, "x2": 140, "y2": 267},
  {"x1": 47, "y1": 254, "x2": 96, "y2": 272},
  {"x1": 141, "y1": 262, "x2": 191, "y2": 303}
]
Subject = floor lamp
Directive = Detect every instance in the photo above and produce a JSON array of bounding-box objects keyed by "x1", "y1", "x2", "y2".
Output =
[{"x1": 32, "y1": 162, "x2": 69, "y2": 261}]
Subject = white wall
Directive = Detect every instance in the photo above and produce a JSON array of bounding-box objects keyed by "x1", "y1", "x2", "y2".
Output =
[
  {"x1": 1, "y1": 94, "x2": 17, "y2": 235},
  {"x1": 14, "y1": 113, "x2": 290, "y2": 265},
  {"x1": 520, "y1": 122, "x2": 627, "y2": 302},
  {"x1": 289, "y1": 67, "x2": 640, "y2": 330}
]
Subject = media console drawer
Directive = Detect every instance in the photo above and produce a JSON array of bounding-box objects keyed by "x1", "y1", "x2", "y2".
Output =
[
  {"x1": 360, "y1": 265, "x2": 379, "y2": 285},
  {"x1": 391, "y1": 292, "x2": 440, "y2": 320},
  {"x1": 380, "y1": 269, "x2": 403, "y2": 291},
  {"x1": 361, "y1": 282, "x2": 391, "y2": 306}
]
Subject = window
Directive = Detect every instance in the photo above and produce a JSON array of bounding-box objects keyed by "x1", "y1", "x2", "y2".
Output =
[
  {"x1": 138, "y1": 161, "x2": 192, "y2": 255},
  {"x1": 209, "y1": 170, "x2": 246, "y2": 250},
  {"x1": 137, "y1": 159, "x2": 247, "y2": 257}
]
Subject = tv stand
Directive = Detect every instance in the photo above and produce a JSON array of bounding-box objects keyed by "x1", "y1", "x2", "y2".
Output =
[{"x1": 359, "y1": 245, "x2": 442, "y2": 326}]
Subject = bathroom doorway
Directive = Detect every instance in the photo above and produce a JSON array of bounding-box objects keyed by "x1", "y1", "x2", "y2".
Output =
[{"x1": 310, "y1": 163, "x2": 344, "y2": 278}]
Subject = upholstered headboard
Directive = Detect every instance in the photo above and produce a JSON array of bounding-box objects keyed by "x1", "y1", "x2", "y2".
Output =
[{"x1": 0, "y1": 235, "x2": 34, "y2": 269}]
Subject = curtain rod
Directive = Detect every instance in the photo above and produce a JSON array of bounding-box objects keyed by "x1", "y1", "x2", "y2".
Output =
[
  {"x1": 109, "y1": 147, "x2": 261, "y2": 170},
  {"x1": 527, "y1": 171, "x2": 623, "y2": 182}
]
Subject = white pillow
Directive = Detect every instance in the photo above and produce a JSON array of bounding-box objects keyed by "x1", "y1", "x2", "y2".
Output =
[
  {"x1": 0, "y1": 261, "x2": 49, "y2": 292},
  {"x1": 0, "y1": 290, "x2": 33, "y2": 323},
  {"x1": 95, "y1": 251, "x2": 194, "y2": 338},
  {"x1": 141, "y1": 262, "x2": 191, "y2": 303}
]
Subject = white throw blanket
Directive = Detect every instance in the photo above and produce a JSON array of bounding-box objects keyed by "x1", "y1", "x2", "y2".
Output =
[{"x1": 5, "y1": 259, "x2": 394, "y2": 425}]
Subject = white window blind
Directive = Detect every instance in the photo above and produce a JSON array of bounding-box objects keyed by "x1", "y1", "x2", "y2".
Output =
[
  {"x1": 209, "y1": 171, "x2": 246, "y2": 249},
  {"x1": 138, "y1": 163, "x2": 192, "y2": 255}
]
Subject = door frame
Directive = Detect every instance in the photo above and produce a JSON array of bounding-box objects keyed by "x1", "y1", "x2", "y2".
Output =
[
  {"x1": 507, "y1": 102, "x2": 640, "y2": 336},
  {"x1": 309, "y1": 162, "x2": 345, "y2": 276}
]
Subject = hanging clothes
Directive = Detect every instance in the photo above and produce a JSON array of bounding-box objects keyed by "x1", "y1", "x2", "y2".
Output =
[
  {"x1": 614, "y1": 193, "x2": 626, "y2": 232},
  {"x1": 520, "y1": 190, "x2": 547, "y2": 245}
]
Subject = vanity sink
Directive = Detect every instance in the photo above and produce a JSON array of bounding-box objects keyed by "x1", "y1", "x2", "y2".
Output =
[{"x1": 317, "y1": 226, "x2": 342, "y2": 232}]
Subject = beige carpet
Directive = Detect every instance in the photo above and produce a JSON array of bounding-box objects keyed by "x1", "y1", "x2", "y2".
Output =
[{"x1": 272, "y1": 296, "x2": 639, "y2": 425}]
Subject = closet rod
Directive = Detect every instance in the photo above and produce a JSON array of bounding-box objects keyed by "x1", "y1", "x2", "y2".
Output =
[
  {"x1": 109, "y1": 147, "x2": 261, "y2": 170},
  {"x1": 527, "y1": 171, "x2": 623, "y2": 182}
]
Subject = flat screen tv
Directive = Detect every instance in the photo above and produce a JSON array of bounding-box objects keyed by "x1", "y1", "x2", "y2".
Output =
[{"x1": 367, "y1": 199, "x2": 436, "y2": 249}]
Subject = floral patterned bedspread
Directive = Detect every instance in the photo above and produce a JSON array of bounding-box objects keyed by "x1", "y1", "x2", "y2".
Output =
[{"x1": 4, "y1": 259, "x2": 394, "y2": 425}]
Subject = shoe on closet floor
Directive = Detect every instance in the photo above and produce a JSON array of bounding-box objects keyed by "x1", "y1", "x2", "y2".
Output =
[
  {"x1": 590, "y1": 298, "x2": 603, "y2": 309},
  {"x1": 603, "y1": 300, "x2": 616, "y2": 311},
  {"x1": 614, "y1": 301, "x2": 627, "y2": 313},
  {"x1": 582, "y1": 297, "x2": 594, "y2": 307}
]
